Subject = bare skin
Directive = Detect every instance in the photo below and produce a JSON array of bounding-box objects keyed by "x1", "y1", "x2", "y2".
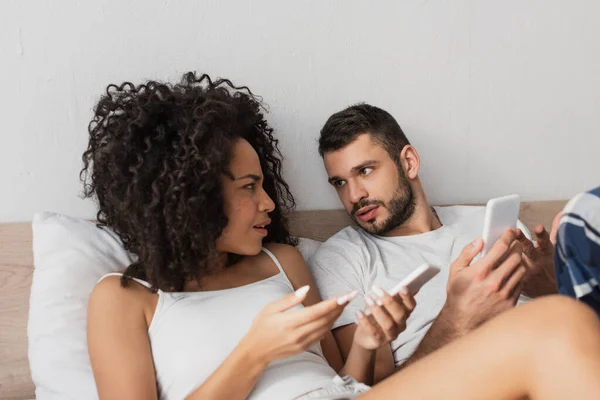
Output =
[
  {"x1": 324, "y1": 134, "x2": 538, "y2": 381},
  {"x1": 89, "y1": 255, "x2": 600, "y2": 399},
  {"x1": 88, "y1": 138, "x2": 599, "y2": 399},
  {"x1": 357, "y1": 295, "x2": 600, "y2": 400},
  {"x1": 515, "y1": 212, "x2": 562, "y2": 298},
  {"x1": 88, "y1": 140, "x2": 415, "y2": 399}
]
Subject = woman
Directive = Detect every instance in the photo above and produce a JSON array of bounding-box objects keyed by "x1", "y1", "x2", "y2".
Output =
[{"x1": 84, "y1": 72, "x2": 600, "y2": 400}]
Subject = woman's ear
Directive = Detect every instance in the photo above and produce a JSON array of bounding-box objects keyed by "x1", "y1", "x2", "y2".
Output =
[{"x1": 400, "y1": 145, "x2": 420, "y2": 180}]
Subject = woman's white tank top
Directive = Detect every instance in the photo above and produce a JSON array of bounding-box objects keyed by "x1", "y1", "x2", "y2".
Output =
[{"x1": 98, "y1": 248, "x2": 337, "y2": 399}]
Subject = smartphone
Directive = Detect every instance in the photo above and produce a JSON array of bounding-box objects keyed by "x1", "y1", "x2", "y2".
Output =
[
  {"x1": 389, "y1": 263, "x2": 441, "y2": 295},
  {"x1": 480, "y1": 194, "x2": 521, "y2": 258}
]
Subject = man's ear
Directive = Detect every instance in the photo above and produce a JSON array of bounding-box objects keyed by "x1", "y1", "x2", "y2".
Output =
[{"x1": 400, "y1": 145, "x2": 420, "y2": 180}]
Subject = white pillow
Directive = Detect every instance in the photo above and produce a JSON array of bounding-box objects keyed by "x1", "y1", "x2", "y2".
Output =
[
  {"x1": 295, "y1": 237, "x2": 323, "y2": 261},
  {"x1": 29, "y1": 212, "x2": 323, "y2": 399},
  {"x1": 29, "y1": 212, "x2": 133, "y2": 400}
]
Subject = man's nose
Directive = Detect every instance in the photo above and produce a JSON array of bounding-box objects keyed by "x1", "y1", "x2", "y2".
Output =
[{"x1": 347, "y1": 181, "x2": 368, "y2": 205}]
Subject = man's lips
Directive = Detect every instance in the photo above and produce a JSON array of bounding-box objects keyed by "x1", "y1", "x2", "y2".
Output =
[{"x1": 355, "y1": 205, "x2": 380, "y2": 222}]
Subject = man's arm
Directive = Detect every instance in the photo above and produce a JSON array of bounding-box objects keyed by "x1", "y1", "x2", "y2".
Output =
[
  {"x1": 396, "y1": 306, "x2": 463, "y2": 369},
  {"x1": 400, "y1": 231, "x2": 527, "y2": 368}
]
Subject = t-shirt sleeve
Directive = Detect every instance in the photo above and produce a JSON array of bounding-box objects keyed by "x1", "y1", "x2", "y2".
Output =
[{"x1": 308, "y1": 237, "x2": 368, "y2": 329}]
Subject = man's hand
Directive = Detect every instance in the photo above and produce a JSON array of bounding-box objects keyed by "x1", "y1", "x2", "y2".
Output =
[
  {"x1": 399, "y1": 229, "x2": 527, "y2": 369},
  {"x1": 515, "y1": 212, "x2": 561, "y2": 297},
  {"x1": 443, "y1": 229, "x2": 527, "y2": 334}
]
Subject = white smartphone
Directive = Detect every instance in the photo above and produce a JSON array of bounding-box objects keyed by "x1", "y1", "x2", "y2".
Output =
[
  {"x1": 389, "y1": 263, "x2": 441, "y2": 295},
  {"x1": 480, "y1": 194, "x2": 521, "y2": 257}
]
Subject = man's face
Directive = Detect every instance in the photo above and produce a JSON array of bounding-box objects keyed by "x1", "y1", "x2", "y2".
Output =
[{"x1": 323, "y1": 134, "x2": 415, "y2": 235}]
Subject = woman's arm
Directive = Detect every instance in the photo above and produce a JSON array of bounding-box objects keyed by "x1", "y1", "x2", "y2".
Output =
[
  {"x1": 266, "y1": 244, "x2": 379, "y2": 384},
  {"x1": 88, "y1": 276, "x2": 270, "y2": 400},
  {"x1": 89, "y1": 273, "x2": 346, "y2": 400},
  {"x1": 87, "y1": 276, "x2": 159, "y2": 400},
  {"x1": 184, "y1": 338, "x2": 268, "y2": 400}
]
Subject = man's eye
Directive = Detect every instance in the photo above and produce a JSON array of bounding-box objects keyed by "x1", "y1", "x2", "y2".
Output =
[
  {"x1": 334, "y1": 180, "x2": 346, "y2": 188},
  {"x1": 244, "y1": 183, "x2": 255, "y2": 190},
  {"x1": 360, "y1": 167, "x2": 373, "y2": 176}
]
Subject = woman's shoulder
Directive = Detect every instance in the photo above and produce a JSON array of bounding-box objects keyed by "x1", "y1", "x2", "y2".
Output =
[
  {"x1": 262, "y1": 243, "x2": 315, "y2": 288},
  {"x1": 89, "y1": 275, "x2": 158, "y2": 325},
  {"x1": 263, "y1": 243, "x2": 304, "y2": 265}
]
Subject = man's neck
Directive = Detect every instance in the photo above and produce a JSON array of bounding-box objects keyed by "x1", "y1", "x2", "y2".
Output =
[{"x1": 380, "y1": 200, "x2": 442, "y2": 237}]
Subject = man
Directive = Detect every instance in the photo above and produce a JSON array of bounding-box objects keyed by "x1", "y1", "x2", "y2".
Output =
[{"x1": 308, "y1": 103, "x2": 557, "y2": 381}]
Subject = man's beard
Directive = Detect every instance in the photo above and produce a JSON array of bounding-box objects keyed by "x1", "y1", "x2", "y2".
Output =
[{"x1": 351, "y1": 169, "x2": 416, "y2": 235}]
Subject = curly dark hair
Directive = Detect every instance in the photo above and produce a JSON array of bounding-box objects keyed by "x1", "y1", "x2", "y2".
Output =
[{"x1": 81, "y1": 72, "x2": 297, "y2": 291}]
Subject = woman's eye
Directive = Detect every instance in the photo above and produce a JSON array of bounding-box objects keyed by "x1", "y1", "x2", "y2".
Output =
[
  {"x1": 244, "y1": 183, "x2": 255, "y2": 190},
  {"x1": 360, "y1": 167, "x2": 373, "y2": 176}
]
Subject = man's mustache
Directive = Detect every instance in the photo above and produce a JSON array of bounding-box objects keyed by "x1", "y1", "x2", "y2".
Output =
[{"x1": 351, "y1": 199, "x2": 384, "y2": 216}]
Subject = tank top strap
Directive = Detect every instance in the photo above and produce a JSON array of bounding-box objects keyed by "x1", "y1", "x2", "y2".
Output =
[
  {"x1": 261, "y1": 247, "x2": 285, "y2": 274},
  {"x1": 97, "y1": 272, "x2": 159, "y2": 292}
]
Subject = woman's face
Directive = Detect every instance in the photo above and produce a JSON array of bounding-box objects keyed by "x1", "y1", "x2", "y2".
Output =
[{"x1": 216, "y1": 139, "x2": 276, "y2": 256}]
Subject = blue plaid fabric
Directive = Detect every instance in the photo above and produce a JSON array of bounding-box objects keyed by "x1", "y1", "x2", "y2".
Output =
[{"x1": 555, "y1": 186, "x2": 600, "y2": 315}]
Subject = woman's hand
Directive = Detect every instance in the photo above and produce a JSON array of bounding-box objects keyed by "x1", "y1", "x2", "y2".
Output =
[
  {"x1": 241, "y1": 286, "x2": 357, "y2": 364},
  {"x1": 352, "y1": 286, "x2": 416, "y2": 350}
]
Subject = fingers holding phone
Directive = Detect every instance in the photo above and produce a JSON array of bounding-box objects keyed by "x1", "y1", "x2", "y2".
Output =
[
  {"x1": 445, "y1": 232, "x2": 526, "y2": 332},
  {"x1": 515, "y1": 221, "x2": 559, "y2": 297},
  {"x1": 351, "y1": 265, "x2": 437, "y2": 350},
  {"x1": 244, "y1": 286, "x2": 357, "y2": 363},
  {"x1": 353, "y1": 287, "x2": 417, "y2": 350}
]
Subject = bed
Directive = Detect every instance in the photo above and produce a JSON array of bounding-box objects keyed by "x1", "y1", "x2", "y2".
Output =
[{"x1": 0, "y1": 200, "x2": 566, "y2": 399}]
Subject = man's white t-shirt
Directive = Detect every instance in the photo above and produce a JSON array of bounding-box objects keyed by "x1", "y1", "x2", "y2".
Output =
[{"x1": 308, "y1": 205, "x2": 530, "y2": 365}]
